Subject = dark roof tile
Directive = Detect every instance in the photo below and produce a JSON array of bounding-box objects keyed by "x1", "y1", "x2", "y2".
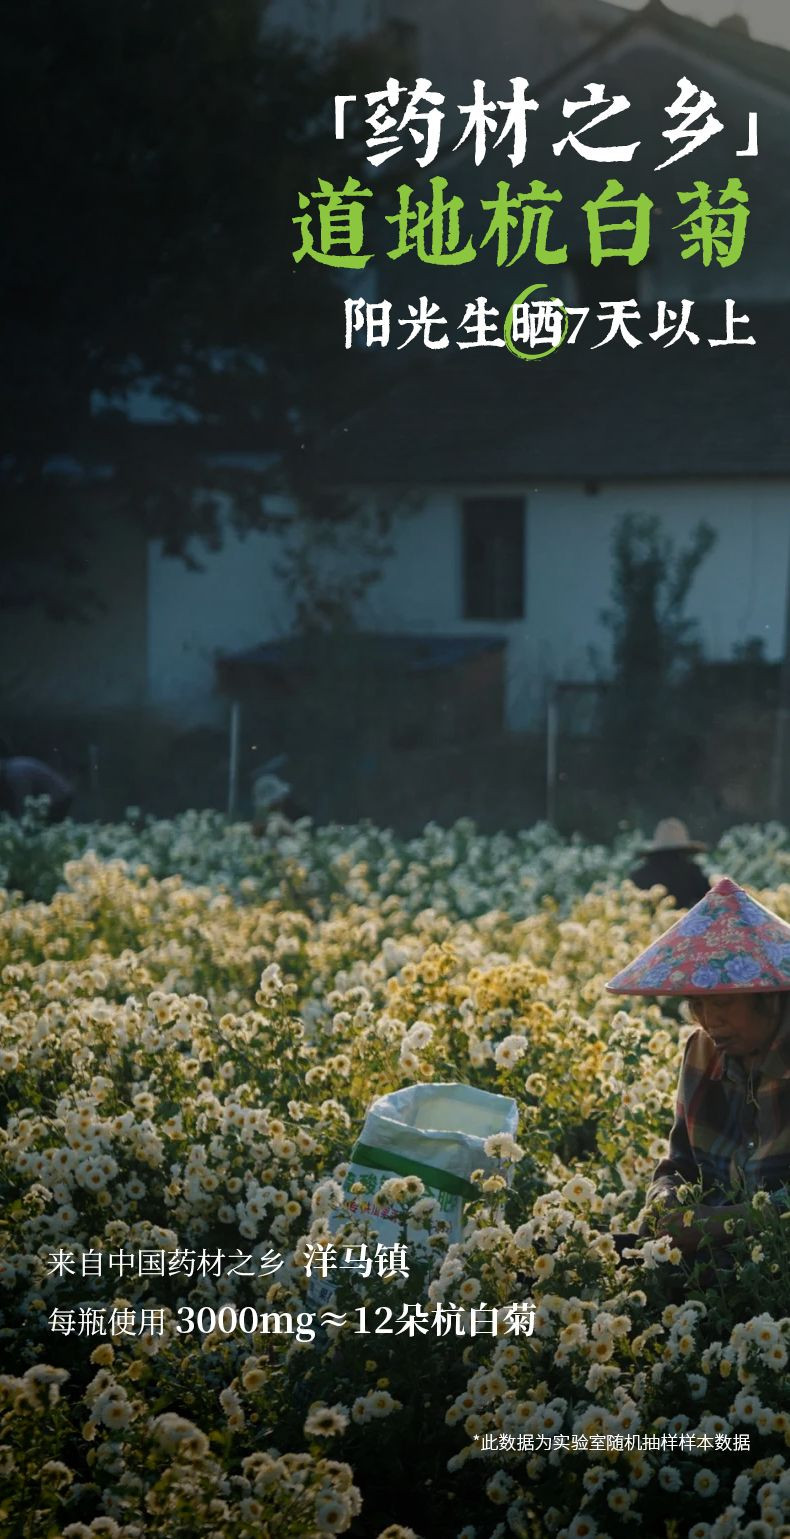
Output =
[{"x1": 321, "y1": 303, "x2": 790, "y2": 483}]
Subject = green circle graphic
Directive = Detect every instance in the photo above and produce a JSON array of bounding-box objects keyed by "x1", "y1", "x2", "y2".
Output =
[{"x1": 504, "y1": 283, "x2": 568, "y2": 362}]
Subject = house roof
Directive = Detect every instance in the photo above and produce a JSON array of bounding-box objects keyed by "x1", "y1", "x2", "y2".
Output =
[
  {"x1": 535, "y1": 1, "x2": 790, "y2": 98},
  {"x1": 217, "y1": 633, "x2": 506, "y2": 691},
  {"x1": 320, "y1": 304, "x2": 790, "y2": 485},
  {"x1": 376, "y1": 2, "x2": 790, "y2": 326},
  {"x1": 653, "y1": 7, "x2": 790, "y2": 96},
  {"x1": 391, "y1": 0, "x2": 633, "y2": 112}
]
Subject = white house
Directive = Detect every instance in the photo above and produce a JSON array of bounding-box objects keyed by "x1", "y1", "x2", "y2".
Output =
[{"x1": 5, "y1": 1, "x2": 790, "y2": 736}]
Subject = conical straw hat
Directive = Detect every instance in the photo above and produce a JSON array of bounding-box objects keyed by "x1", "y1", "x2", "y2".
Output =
[
  {"x1": 638, "y1": 816, "x2": 706, "y2": 855},
  {"x1": 606, "y1": 876, "x2": 790, "y2": 995}
]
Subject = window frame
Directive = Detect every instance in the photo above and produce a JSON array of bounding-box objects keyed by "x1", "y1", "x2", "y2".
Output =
[{"x1": 461, "y1": 495, "x2": 526, "y2": 622}]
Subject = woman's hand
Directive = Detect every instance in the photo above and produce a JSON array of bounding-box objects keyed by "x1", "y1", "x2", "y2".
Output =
[{"x1": 651, "y1": 1200, "x2": 755, "y2": 1257}]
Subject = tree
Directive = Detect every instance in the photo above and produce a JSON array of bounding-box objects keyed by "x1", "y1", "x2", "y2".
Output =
[
  {"x1": 1, "y1": 0, "x2": 389, "y2": 614},
  {"x1": 596, "y1": 512, "x2": 716, "y2": 800}
]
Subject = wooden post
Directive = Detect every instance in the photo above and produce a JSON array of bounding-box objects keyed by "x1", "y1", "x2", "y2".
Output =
[
  {"x1": 227, "y1": 701, "x2": 241, "y2": 819},
  {"x1": 88, "y1": 743, "x2": 100, "y2": 820},
  {"x1": 546, "y1": 685, "x2": 558, "y2": 826},
  {"x1": 770, "y1": 527, "x2": 790, "y2": 821}
]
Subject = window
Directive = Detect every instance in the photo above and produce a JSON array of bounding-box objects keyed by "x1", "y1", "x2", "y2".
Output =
[{"x1": 462, "y1": 497, "x2": 525, "y2": 620}]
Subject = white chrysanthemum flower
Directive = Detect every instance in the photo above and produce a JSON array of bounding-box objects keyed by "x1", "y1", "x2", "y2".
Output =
[
  {"x1": 493, "y1": 1035, "x2": 528, "y2": 1069},
  {"x1": 733, "y1": 1389, "x2": 762, "y2": 1424},
  {"x1": 405, "y1": 1021, "x2": 433, "y2": 1049},
  {"x1": 150, "y1": 1413, "x2": 209, "y2": 1458},
  {"x1": 485, "y1": 1469, "x2": 514, "y2": 1505},
  {"x1": 566, "y1": 1513, "x2": 598, "y2": 1538},
  {"x1": 303, "y1": 1401, "x2": 349, "y2": 1438},
  {"x1": 315, "y1": 1494, "x2": 351, "y2": 1533}
]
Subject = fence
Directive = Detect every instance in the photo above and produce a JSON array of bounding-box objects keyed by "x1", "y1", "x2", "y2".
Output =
[{"x1": 4, "y1": 664, "x2": 788, "y2": 838}]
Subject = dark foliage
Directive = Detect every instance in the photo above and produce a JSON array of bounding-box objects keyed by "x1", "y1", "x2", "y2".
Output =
[{"x1": 1, "y1": 0, "x2": 386, "y2": 613}]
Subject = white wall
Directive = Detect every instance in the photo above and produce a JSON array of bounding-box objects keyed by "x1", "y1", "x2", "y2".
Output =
[
  {"x1": 143, "y1": 482, "x2": 790, "y2": 729},
  {"x1": 147, "y1": 524, "x2": 293, "y2": 723},
  {"x1": 360, "y1": 480, "x2": 790, "y2": 727}
]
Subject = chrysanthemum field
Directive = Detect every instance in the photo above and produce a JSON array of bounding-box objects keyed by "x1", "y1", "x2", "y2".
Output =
[{"x1": 2, "y1": 810, "x2": 790, "y2": 1539}]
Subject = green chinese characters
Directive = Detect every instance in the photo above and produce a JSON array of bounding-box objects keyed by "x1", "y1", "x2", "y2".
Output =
[{"x1": 292, "y1": 174, "x2": 750, "y2": 270}]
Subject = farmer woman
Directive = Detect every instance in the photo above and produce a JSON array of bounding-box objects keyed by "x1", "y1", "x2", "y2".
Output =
[{"x1": 606, "y1": 877, "x2": 790, "y2": 1259}]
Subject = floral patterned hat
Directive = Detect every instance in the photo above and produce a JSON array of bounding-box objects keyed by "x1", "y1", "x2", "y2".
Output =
[{"x1": 606, "y1": 876, "x2": 790, "y2": 995}]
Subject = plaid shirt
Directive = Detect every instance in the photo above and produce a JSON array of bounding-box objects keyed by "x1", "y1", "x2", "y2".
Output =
[{"x1": 646, "y1": 1014, "x2": 790, "y2": 1211}]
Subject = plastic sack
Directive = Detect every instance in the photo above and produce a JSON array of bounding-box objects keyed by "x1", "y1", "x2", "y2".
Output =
[{"x1": 308, "y1": 1082, "x2": 518, "y2": 1308}]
